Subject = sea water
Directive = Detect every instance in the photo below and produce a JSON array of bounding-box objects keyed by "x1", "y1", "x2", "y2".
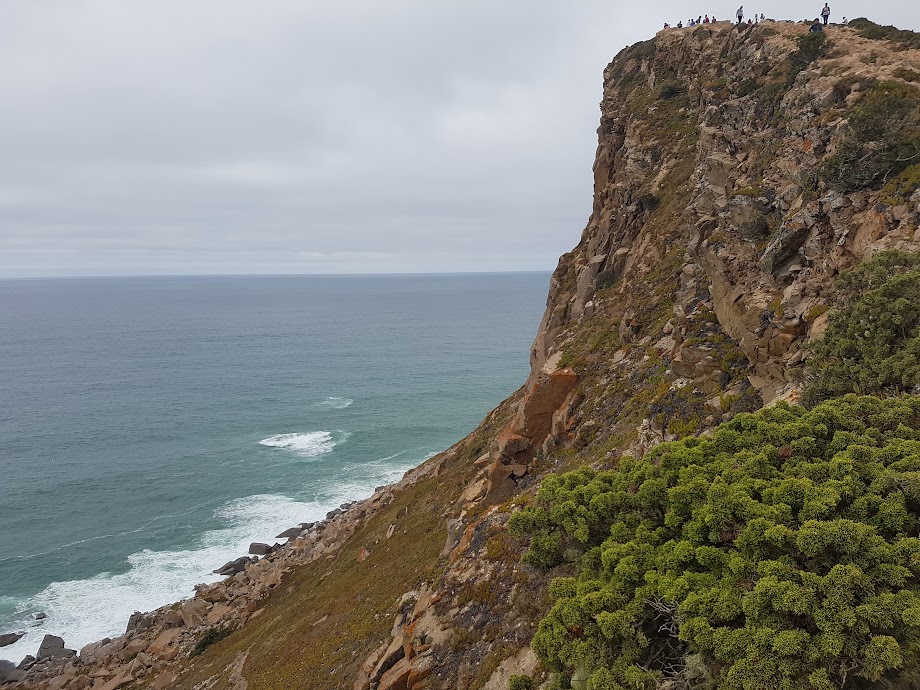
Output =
[{"x1": 0, "y1": 273, "x2": 548, "y2": 661}]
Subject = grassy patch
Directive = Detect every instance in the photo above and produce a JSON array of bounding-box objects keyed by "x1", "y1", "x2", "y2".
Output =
[
  {"x1": 881, "y1": 162, "x2": 920, "y2": 204},
  {"x1": 848, "y1": 18, "x2": 920, "y2": 50}
]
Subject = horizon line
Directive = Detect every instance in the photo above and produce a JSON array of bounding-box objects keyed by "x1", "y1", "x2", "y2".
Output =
[{"x1": 0, "y1": 269, "x2": 554, "y2": 281}]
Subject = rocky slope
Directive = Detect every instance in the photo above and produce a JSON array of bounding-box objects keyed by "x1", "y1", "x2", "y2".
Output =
[{"x1": 4, "y1": 17, "x2": 920, "y2": 690}]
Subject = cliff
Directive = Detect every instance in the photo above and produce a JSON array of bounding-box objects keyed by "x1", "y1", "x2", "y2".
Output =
[{"x1": 5, "y1": 17, "x2": 920, "y2": 690}]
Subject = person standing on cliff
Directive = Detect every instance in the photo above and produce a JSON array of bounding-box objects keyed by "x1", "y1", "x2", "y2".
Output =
[
  {"x1": 736, "y1": 6, "x2": 744, "y2": 23},
  {"x1": 821, "y1": 3, "x2": 831, "y2": 24}
]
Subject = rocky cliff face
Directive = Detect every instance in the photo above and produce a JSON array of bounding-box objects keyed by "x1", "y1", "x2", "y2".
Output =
[{"x1": 7, "y1": 19, "x2": 920, "y2": 690}]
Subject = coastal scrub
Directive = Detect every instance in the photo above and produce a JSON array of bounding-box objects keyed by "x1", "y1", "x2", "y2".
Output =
[{"x1": 510, "y1": 395, "x2": 920, "y2": 689}]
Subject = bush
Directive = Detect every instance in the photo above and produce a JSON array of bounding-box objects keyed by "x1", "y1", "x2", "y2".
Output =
[
  {"x1": 509, "y1": 395, "x2": 920, "y2": 689},
  {"x1": 802, "y1": 250, "x2": 920, "y2": 406},
  {"x1": 508, "y1": 675, "x2": 535, "y2": 690},
  {"x1": 658, "y1": 80, "x2": 685, "y2": 100},
  {"x1": 191, "y1": 627, "x2": 232, "y2": 657},
  {"x1": 789, "y1": 33, "x2": 828, "y2": 84},
  {"x1": 819, "y1": 82, "x2": 920, "y2": 192}
]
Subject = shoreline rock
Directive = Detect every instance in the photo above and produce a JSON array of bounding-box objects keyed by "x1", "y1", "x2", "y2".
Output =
[{"x1": 0, "y1": 632, "x2": 24, "y2": 648}]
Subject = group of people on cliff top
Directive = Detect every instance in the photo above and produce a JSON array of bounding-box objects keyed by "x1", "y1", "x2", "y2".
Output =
[{"x1": 662, "y1": 4, "x2": 845, "y2": 30}]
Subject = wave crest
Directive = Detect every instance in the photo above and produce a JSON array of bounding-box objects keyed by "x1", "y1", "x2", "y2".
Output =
[
  {"x1": 316, "y1": 397, "x2": 353, "y2": 410},
  {"x1": 258, "y1": 431, "x2": 336, "y2": 456}
]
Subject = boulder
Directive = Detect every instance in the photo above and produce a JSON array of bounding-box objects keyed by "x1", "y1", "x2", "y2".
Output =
[
  {"x1": 180, "y1": 599, "x2": 210, "y2": 628},
  {"x1": 117, "y1": 636, "x2": 148, "y2": 661},
  {"x1": 507, "y1": 464, "x2": 528, "y2": 479},
  {"x1": 276, "y1": 527, "x2": 303, "y2": 539},
  {"x1": 79, "y1": 637, "x2": 112, "y2": 662},
  {"x1": 760, "y1": 223, "x2": 809, "y2": 276},
  {"x1": 248, "y1": 542, "x2": 273, "y2": 556},
  {"x1": 379, "y1": 656, "x2": 412, "y2": 690},
  {"x1": 0, "y1": 631, "x2": 24, "y2": 647},
  {"x1": 126, "y1": 610, "x2": 153, "y2": 633},
  {"x1": 207, "y1": 603, "x2": 233, "y2": 625},
  {"x1": 0, "y1": 660, "x2": 16, "y2": 682},
  {"x1": 47, "y1": 675, "x2": 73, "y2": 690},
  {"x1": 147, "y1": 628, "x2": 182, "y2": 657},
  {"x1": 408, "y1": 654, "x2": 433, "y2": 685},
  {"x1": 37, "y1": 634, "x2": 75, "y2": 660},
  {"x1": 99, "y1": 666, "x2": 135, "y2": 690},
  {"x1": 214, "y1": 556, "x2": 252, "y2": 576}
]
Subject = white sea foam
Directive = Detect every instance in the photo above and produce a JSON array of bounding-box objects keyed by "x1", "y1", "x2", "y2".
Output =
[
  {"x1": 258, "y1": 431, "x2": 336, "y2": 456},
  {"x1": 0, "y1": 446, "x2": 432, "y2": 663},
  {"x1": 315, "y1": 397, "x2": 353, "y2": 410},
  {"x1": 0, "y1": 494, "x2": 337, "y2": 662}
]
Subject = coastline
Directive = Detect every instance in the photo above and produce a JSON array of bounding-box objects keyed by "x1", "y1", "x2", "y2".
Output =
[{"x1": 0, "y1": 445, "x2": 449, "y2": 686}]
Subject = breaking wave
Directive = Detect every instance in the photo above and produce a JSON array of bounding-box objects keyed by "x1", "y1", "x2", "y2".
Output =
[
  {"x1": 315, "y1": 397, "x2": 353, "y2": 410},
  {"x1": 258, "y1": 431, "x2": 337, "y2": 456}
]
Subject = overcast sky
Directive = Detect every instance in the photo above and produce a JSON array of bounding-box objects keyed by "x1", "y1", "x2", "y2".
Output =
[{"x1": 0, "y1": 1, "x2": 917, "y2": 277}]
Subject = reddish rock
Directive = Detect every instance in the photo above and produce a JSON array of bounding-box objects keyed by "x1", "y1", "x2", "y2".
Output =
[
  {"x1": 449, "y1": 524, "x2": 476, "y2": 563},
  {"x1": 516, "y1": 367, "x2": 578, "y2": 444},
  {"x1": 378, "y1": 657, "x2": 412, "y2": 690},
  {"x1": 408, "y1": 655, "x2": 432, "y2": 685},
  {"x1": 207, "y1": 603, "x2": 233, "y2": 624},
  {"x1": 146, "y1": 628, "x2": 181, "y2": 658}
]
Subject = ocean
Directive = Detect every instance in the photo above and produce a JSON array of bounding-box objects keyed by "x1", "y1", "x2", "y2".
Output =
[{"x1": 0, "y1": 273, "x2": 548, "y2": 661}]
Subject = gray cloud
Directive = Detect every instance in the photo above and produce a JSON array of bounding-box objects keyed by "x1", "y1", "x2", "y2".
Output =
[{"x1": 1, "y1": 0, "x2": 917, "y2": 276}]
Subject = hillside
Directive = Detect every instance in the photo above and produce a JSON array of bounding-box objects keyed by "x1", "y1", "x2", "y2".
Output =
[{"x1": 4, "y1": 17, "x2": 920, "y2": 690}]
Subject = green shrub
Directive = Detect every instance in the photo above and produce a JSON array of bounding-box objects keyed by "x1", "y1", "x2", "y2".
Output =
[
  {"x1": 191, "y1": 627, "x2": 232, "y2": 657},
  {"x1": 819, "y1": 82, "x2": 920, "y2": 192},
  {"x1": 848, "y1": 18, "x2": 920, "y2": 50},
  {"x1": 737, "y1": 214, "x2": 771, "y2": 241},
  {"x1": 802, "y1": 250, "x2": 920, "y2": 406},
  {"x1": 658, "y1": 80, "x2": 685, "y2": 100},
  {"x1": 508, "y1": 675, "x2": 535, "y2": 690},
  {"x1": 789, "y1": 33, "x2": 828, "y2": 84},
  {"x1": 637, "y1": 193, "x2": 661, "y2": 212},
  {"x1": 736, "y1": 78, "x2": 760, "y2": 98},
  {"x1": 509, "y1": 395, "x2": 920, "y2": 689},
  {"x1": 750, "y1": 34, "x2": 828, "y2": 120}
]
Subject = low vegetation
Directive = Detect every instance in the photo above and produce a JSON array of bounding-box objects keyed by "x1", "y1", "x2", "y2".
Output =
[
  {"x1": 802, "y1": 250, "x2": 920, "y2": 406},
  {"x1": 819, "y1": 82, "x2": 920, "y2": 192},
  {"x1": 848, "y1": 18, "x2": 920, "y2": 51},
  {"x1": 509, "y1": 395, "x2": 920, "y2": 689},
  {"x1": 788, "y1": 33, "x2": 828, "y2": 85},
  {"x1": 190, "y1": 627, "x2": 231, "y2": 657}
]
